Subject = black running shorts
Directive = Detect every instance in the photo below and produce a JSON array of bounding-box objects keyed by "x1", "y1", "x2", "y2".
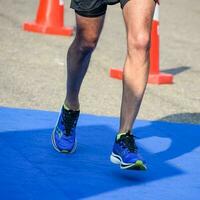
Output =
[{"x1": 70, "y1": 0, "x2": 129, "y2": 17}]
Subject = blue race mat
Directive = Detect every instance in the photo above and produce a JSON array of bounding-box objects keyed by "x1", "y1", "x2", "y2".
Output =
[{"x1": 0, "y1": 107, "x2": 199, "y2": 200}]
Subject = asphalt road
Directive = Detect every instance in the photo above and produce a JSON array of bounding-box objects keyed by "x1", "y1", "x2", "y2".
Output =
[{"x1": 0, "y1": 0, "x2": 199, "y2": 124}]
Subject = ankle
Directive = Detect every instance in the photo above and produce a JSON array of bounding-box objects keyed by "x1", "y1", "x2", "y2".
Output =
[
  {"x1": 118, "y1": 129, "x2": 131, "y2": 134},
  {"x1": 64, "y1": 100, "x2": 80, "y2": 111}
]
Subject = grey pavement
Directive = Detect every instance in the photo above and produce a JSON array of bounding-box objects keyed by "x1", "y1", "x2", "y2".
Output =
[{"x1": 0, "y1": 0, "x2": 200, "y2": 124}]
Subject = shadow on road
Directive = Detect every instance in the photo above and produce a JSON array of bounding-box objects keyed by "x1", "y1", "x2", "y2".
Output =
[
  {"x1": 161, "y1": 66, "x2": 190, "y2": 75},
  {"x1": 159, "y1": 112, "x2": 200, "y2": 124}
]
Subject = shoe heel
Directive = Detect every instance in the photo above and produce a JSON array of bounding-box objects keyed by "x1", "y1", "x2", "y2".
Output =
[{"x1": 110, "y1": 154, "x2": 121, "y2": 165}]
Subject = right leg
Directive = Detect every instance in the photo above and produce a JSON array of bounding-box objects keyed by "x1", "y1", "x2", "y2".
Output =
[
  {"x1": 51, "y1": 12, "x2": 105, "y2": 153},
  {"x1": 64, "y1": 14, "x2": 105, "y2": 110}
]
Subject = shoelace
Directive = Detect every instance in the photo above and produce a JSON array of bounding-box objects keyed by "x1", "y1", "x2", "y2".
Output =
[
  {"x1": 119, "y1": 133, "x2": 138, "y2": 153},
  {"x1": 61, "y1": 109, "x2": 79, "y2": 136}
]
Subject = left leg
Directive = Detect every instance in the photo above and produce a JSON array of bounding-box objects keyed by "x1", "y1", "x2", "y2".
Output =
[
  {"x1": 110, "y1": 0, "x2": 156, "y2": 170},
  {"x1": 119, "y1": 0, "x2": 156, "y2": 132}
]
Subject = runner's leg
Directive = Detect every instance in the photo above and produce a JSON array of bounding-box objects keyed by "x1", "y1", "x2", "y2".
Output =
[
  {"x1": 64, "y1": 14, "x2": 105, "y2": 110},
  {"x1": 119, "y1": 0, "x2": 156, "y2": 132},
  {"x1": 51, "y1": 13, "x2": 105, "y2": 153}
]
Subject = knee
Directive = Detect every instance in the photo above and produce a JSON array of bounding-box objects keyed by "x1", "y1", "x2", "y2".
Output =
[
  {"x1": 76, "y1": 32, "x2": 99, "y2": 53},
  {"x1": 127, "y1": 32, "x2": 151, "y2": 55}
]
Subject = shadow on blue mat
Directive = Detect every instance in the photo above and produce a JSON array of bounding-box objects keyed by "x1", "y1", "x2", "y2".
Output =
[
  {"x1": 0, "y1": 125, "x2": 191, "y2": 200},
  {"x1": 135, "y1": 121, "x2": 200, "y2": 163},
  {"x1": 0, "y1": 107, "x2": 200, "y2": 200}
]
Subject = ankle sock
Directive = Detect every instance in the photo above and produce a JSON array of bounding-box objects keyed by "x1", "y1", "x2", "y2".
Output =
[
  {"x1": 63, "y1": 103, "x2": 79, "y2": 112},
  {"x1": 117, "y1": 132, "x2": 127, "y2": 140}
]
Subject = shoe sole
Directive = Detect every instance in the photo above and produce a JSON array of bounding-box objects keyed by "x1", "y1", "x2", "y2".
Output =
[
  {"x1": 51, "y1": 128, "x2": 77, "y2": 154},
  {"x1": 110, "y1": 152, "x2": 147, "y2": 170}
]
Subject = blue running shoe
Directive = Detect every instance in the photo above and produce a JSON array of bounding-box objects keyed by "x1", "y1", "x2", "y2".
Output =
[
  {"x1": 110, "y1": 131, "x2": 147, "y2": 170},
  {"x1": 51, "y1": 106, "x2": 80, "y2": 153}
]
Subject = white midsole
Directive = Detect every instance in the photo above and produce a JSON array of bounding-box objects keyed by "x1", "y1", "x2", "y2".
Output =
[
  {"x1": 110, "y1": 152, "x2": 146, "y2": 169},
  {"x1": 110, "y1": 152, "x2": 135, "y2": 166}
]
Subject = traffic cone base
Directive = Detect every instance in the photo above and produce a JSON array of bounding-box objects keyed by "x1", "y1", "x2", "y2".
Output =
[
  {"x1": 110, "y1": 68, "x2": 123, "y2": 80},
  {"x1": 23, "y1": 22, "x2": 73, "y2": 36},
  {"x1": 110, "y1": 68, "x2": 173, "y2": 84},
  {"x1": 148, "y1": 73, "x2": 173, "y2": 84}
]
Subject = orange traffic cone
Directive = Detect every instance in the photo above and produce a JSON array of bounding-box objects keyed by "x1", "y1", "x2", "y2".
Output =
[
  {"x1": 110, "y1": 4, "x2": 173, "y2": 84},
  {"x1": 148, "y1": 4, "x2": 173, "y2": 84},
  {"x1": 23, "y1": 0, "x2": 73, "y2": 36}
]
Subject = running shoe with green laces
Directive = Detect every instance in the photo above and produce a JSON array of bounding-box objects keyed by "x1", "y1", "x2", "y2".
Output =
[
  {"x1": 51, "y1": 105, "x2": 80, "y2": 153},
  {"x1": 110, "y1": 131, "x2": 147, "y2": 170}
]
